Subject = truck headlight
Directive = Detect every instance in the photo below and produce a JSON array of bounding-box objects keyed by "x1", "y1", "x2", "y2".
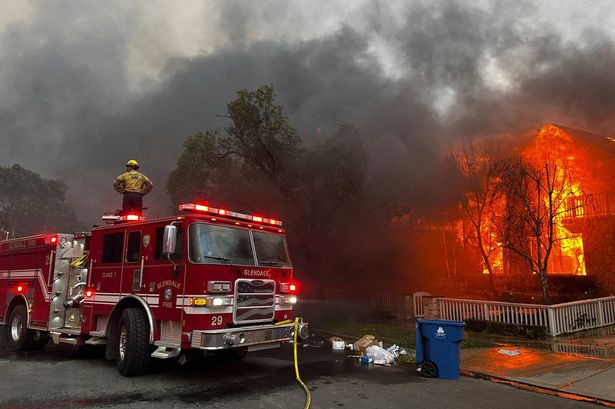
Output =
[
  {"x1": 206, "y1": 296, "x2": 233, "y2": 307},
  {"x1": 280, "y1": 295, "x2": 297, "y2": 305}
]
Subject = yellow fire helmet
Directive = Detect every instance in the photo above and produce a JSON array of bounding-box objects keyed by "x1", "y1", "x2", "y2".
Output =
[{"x1": 126, "y1": 159, "x2": 139, "y2": 168}]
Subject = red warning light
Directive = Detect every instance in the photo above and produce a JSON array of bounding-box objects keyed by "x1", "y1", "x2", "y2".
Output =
[
  {"x1": 45, "y1": 235, "x2": 58, "y2": 245},
  {"x1": 218, "y1": 209, "x2": 226, "y2": 215},
  {"x1": 84, "y1": 288, "x2": 94, "y2": 298},
  {"x1": 125, "y1": 214, "x2": 140, "y2": 221},
  {"x1": 15, "y1": 284, "x2": 25, "y2": 293},
  {"x1": 280, "y1": 282, "x2": 299, "y2": 294},
  {"x1": 195, "y1": 204, "x2": 209, "y2": 212},
  {"x1": 252, "y1": 216, "x2": 263, "y2": 223}
]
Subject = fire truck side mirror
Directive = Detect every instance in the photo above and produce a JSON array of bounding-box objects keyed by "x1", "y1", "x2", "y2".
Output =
[{"x1": 162, "y1": 225, "x2": 177, "y2": 256}]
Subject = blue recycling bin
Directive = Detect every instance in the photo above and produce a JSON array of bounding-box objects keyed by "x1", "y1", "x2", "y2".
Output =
[{"x1": 415, "y1": 319, "x2": 464, "y2": 379}]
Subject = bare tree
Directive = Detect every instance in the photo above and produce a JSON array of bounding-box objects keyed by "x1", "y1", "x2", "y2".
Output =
[
  {"x1": 500, "y1": 153, "x2": 584, "y2": 304},
  {"x1": 452, "y1": 139, "x2": 505, "y2": 297}
]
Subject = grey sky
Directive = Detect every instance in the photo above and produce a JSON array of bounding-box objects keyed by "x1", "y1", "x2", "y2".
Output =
[{"x1": 1, "y1": 0, "x2": 614, "y2": 224}]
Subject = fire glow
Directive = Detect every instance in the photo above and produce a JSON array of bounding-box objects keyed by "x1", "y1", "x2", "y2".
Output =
[
  {"x1": 525, "y1": 125, "x2": 587, "y2": 276},
  {"x1": 470, "y1": 125, "x2": 590, "y2": 277}
]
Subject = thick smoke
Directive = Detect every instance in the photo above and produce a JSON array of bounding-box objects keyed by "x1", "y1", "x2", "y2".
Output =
[{"x1": 1, "y1": 0, "x2": 615, "y2": 224}]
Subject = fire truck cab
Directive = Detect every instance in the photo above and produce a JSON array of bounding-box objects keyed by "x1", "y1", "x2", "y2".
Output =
[{"x1": 0, "y1": 203, "x2": 307, "y2": 376}]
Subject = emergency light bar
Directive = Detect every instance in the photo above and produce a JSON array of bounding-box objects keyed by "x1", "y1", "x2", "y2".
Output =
[
  {"x1": 178, "y1": 203, "x2": 283, "y2": 227},
  {"x1": 101, "y1": 214, "x2": 144, "y2": 224}
]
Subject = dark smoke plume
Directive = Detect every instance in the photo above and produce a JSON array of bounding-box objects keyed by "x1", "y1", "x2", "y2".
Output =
[{"x1": 1, "y1": 0, "x2": 614, "y2": 225}]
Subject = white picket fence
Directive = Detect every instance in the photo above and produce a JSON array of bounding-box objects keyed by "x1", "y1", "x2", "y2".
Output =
[{"x1": 413, "y1": 293, "x2": 615, "y2": 337}]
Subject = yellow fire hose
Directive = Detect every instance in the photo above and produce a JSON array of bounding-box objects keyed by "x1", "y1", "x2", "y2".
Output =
[
  {"x1": 293, "y1": 317, "x2": 311, "y2": 409},
  {"x1": 276, "y1": 318, "x2": 312, "y2": 408}
]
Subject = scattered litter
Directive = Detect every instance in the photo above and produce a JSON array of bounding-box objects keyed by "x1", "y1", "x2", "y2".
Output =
[
  {"x1": 353, "y1": 335, "x2": 378, "y2": 354},
  {"x1": 345, "y1": 343, "x2": 354, "y2": 351},
  {"x1": 359, "y1": 355, "x2": 373, "y2": 365},
  {"x1": 498, "y1": 348, "x2": 521, "y2": 357},
  {"x1": 386, "y1": 344, "x2": 400, "y2": 358},
  {"x1": 329, "y1": 336, "x2": 346, "y2": 350},
  {"x1": 366, "y1": 345, "x2": 395, "y2": 365}
]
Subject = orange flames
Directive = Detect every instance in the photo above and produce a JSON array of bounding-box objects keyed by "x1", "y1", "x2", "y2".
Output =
[
  {"x1": 549, "y1": 182, "x2": 586, "y2": 275},
  {"x1": 473, "y1": 124, "x2": 588, "y2": 276},
  {"x1": 529, "y1": 125, "x2": 587, "y2": 276}
]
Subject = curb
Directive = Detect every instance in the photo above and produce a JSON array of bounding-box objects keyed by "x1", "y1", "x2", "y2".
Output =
[{"x1": 462, "y1": 369, "x2": 615, "y2": 408}]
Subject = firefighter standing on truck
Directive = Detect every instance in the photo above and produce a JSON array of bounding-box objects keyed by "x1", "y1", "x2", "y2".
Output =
[{"x1": 113, "y1": 159, "x2": 153, "y2": 216}]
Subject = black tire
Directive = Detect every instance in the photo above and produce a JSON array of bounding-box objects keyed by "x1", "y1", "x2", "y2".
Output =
[
  {"x1": 116, "y1": 308, "x2": 151, "y2": 376},
  {"x1": 7, "y1": 305, "x2": 36, "y2": 350},
  {"x1": 419, "y1": 361, "x2": 437, "y2": 378}
]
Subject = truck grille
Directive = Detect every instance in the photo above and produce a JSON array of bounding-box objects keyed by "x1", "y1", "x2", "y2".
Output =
[{"x1": 233, "y1": 279, "x2": 275, "y2": 324}]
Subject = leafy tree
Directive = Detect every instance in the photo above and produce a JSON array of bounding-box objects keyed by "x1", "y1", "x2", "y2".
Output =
[
  {"x1": 167, "y1": 130, "x2": 236, "y2": 205},
  {"x1": 222, "y1": 85, "x2": 303, "y2": 202},
  {"x1": 0, "y1": 164, "x2": 80, "y2": 237},
  {"x1": 167, "y1": 85, "x2": 368, "y2": 283}
]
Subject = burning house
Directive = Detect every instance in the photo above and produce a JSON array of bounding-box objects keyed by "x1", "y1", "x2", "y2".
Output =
[
  {"x1": 470, "y1": 124, "x2": 615, "y2": 297},
  {"x1": 526, "y1": 124, "x2": 615, "y2": 296},
  {"x1": 396, "y1": 124, "x2": 615, "y2": 300}
]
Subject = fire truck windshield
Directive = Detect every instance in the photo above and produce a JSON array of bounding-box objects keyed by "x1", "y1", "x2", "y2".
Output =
[
  {"x1": 188, "y1": 223, "x2": 292, "y2": 268},
  {"x1": 253, "y1": 231, "x2": 292, "y2": 268},
  {"x1": 189, "y1": 223, "x2": 255, "y2": 265}
]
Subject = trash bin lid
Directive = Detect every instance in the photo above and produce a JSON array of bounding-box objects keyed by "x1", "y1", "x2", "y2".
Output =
[{"x1": 417, "y1": 319, "x2": 465, "y2": 327}]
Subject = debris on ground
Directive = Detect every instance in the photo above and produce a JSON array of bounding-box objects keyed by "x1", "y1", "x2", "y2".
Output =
[
  {"x1": 353, "y1": 335, "x2": 378, "y2": 354},
  {"x1": 498, "y1": 348, "x2": 522, "y2": 356},
  {"x1": 329, "y1": 336, "x2": 346, "y2": 350},
  {"x1": 386, "y1": 344, "x2": 400, "y2": 358},
  {"x1": 360, "y1": 355, "x2": 373, "y2": 365},
  {"x1": 366, "y1": 345, "x2": 396, "y2": 365}
]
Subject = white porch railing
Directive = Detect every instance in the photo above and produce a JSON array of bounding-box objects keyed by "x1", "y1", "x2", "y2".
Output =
[
  {"x1": 414, "y1": 293, "x2": 615, "y2": 337},
  {"x1": 548, "y1": 297, "x2": 615, "y2": 336}
]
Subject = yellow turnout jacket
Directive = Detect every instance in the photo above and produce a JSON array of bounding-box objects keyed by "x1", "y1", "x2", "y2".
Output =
[{"x1": 113, "y1": 170, "x2": 154, "y2": 195}]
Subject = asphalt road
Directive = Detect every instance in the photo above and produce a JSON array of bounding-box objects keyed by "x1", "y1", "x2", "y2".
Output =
[{"x1": 0, "y1": 328, "x2": 599, "y2": 409}]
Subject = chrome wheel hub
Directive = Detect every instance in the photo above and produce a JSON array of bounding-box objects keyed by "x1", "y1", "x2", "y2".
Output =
[
  {"x1": 10, "y1": 314, "x2": 23, "y2": 342},
  {"x1": 119, "y1": 327, "x2": 127, "y2": 361}
]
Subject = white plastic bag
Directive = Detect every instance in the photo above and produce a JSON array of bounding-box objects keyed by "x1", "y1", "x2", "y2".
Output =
[
  {"x1": 497, "y1": 349, "x2": 521, "y2": 357},
  {"x1": 366, "y1": 345, "x2": 395, "y2": 365}
]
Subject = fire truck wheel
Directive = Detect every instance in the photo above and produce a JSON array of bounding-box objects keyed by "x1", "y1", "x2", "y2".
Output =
[
  {"x1": 7, "y1": 305, "x2": 36, "y2": 350},
  {"x1": 116, "y1": 308, "x2": 151, "y2": 376}
]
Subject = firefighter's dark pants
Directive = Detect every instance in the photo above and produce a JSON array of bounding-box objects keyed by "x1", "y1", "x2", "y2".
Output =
[{"x1": 122, "y1": 192, "x2": 143, "y2": 215}]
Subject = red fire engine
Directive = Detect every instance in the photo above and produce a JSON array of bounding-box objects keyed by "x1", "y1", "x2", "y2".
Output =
[{"x1": 0, "y1": 203, "x2": 308, "y2": 376}]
